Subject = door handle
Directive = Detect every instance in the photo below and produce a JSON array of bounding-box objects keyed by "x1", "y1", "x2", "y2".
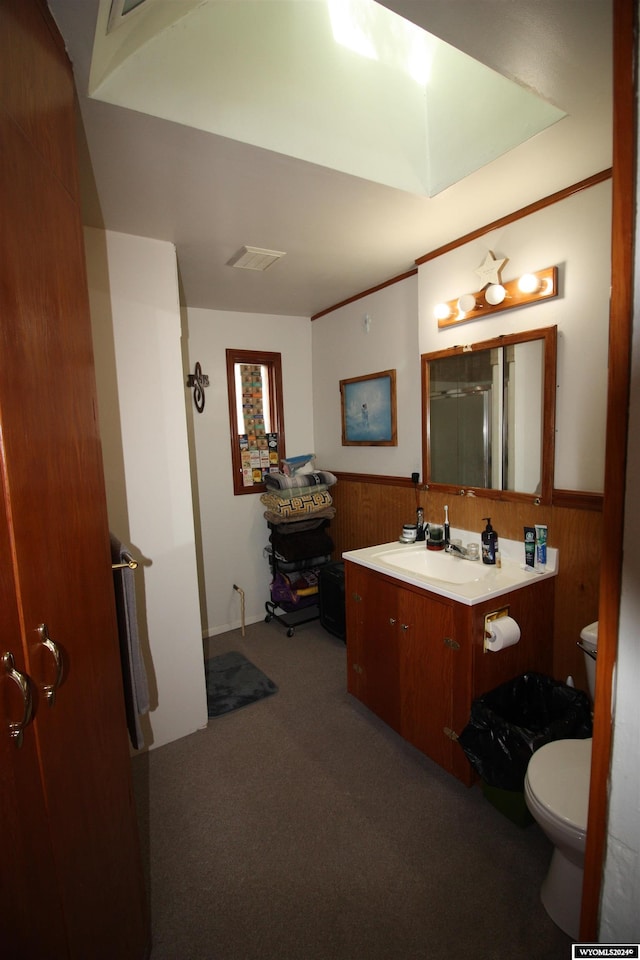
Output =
[
  {"x1": 2, "y1": 651, "x2": 33, "y2": 748},
  {"x1": 37, "y1": 624, "x2": 64, "y2": 707}
]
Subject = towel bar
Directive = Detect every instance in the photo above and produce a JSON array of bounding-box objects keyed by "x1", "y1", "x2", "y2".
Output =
[{"x1": 112, "y1": 556, "x2": 138, "y2": 570}]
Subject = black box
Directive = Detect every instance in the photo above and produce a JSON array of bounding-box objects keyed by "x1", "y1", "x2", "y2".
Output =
[{"x1": 318, "y1": 562, "x2": 345, "y2": 641}]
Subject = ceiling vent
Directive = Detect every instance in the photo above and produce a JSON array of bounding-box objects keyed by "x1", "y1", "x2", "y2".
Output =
[{"x1": 227, "y1": 246, "x2": 286, "y2": 271}]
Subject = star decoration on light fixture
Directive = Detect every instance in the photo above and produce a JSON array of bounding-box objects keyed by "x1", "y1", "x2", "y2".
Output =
[{"x1": 475, "y1": 251, "x2": 507, "y2": 289}]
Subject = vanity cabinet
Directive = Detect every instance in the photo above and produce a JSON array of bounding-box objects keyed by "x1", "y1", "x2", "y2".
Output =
[
  {"x1": 345, "y1": 560, "x2": 554, "y2": 785},
  {"x1": 346, "y1": 562, "x2": 472, "y2": 782}
]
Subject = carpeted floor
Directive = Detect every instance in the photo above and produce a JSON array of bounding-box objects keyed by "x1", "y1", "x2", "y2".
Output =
[{"x1": 131, "y1": 618, "x2": 572, "y2": 960}]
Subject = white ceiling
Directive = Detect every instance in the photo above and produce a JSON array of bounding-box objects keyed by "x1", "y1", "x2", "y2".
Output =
[{"x1": 48, "y1": 0, "x2": 612, "y2": 318}]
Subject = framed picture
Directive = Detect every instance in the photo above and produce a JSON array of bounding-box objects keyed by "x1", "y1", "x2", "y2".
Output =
[{"x1": 340, "y1": 369, "x2": 397, "y2": 446}]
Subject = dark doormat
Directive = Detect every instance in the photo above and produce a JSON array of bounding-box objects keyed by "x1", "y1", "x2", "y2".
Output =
[{"x1": 205, "y1": 651, "x2": 278, "y2": 718}]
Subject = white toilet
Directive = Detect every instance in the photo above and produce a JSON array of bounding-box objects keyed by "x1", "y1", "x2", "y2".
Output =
[{"x1": 524, "y1": 621, "x2": 598, "y2": 939}]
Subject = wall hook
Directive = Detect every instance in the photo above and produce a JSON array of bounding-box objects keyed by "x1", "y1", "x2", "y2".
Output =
[{"x1": 186, "y1": 361, "x2": 209, "y2": 413}]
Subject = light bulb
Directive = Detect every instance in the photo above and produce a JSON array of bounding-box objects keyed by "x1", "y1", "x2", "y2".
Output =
[
  {"x1": 457, "y1": 294, "x2": 477, "y2": 313},
  {"x1": 485, "y1": 284, "x2": 506, "y2": 305},
  {"x1": 518, "y1": 273, "x2": 541, "y2": 294},
  {"x1": 434, "y1": 302, "x2": 451, "y2": 321}
]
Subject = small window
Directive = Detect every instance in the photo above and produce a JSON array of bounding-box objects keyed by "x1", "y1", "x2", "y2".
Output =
[{"x1": 226, "y1": 349, "x2": 286, "y2": 496}]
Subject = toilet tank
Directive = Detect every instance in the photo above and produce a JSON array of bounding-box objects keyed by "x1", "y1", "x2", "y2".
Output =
[{"x1": 579, "y1": 621, "x2": 598, "y2": 702}]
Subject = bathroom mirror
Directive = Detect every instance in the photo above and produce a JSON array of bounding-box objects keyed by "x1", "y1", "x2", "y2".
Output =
[{"x1": 421, "y1": 326, "x2": 557, "y2": 502}]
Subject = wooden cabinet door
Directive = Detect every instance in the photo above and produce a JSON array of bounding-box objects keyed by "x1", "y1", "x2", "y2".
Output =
[
  {"x1": 399, "y1": 590, "x2": 456, "y2": 772},
  {"x1": 0, "y1": 2, "x2": 149, "y2": 957},
  {"x1": 346, "y1": 563, "x2": 401, "y2": 731}
]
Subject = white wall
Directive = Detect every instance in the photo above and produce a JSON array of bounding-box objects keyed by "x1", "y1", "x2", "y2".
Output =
[
  {"x1": 418, "y1": 181, "x2": 612, "y2": 494},
  {"x1": 183, "y1": 307, "x2": 314, "y2": 636},
  {"x1": 312, "y1": 274, "x2": 420, "y2": 477},
  {"x1": 85, "y1": 228, "x2": 208, "y2": 751}
]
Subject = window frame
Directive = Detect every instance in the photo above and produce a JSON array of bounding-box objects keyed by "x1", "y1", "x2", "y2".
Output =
[{"x1": 225, "y1": 348, "x2": 286, "y2": 496}]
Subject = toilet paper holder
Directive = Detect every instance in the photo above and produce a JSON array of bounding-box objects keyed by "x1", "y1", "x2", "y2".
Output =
[{"x1": 484, "y1": 606, "x2": 510, "y2": 653}]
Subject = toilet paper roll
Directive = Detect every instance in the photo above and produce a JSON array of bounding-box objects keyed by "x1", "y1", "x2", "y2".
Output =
[{"x1": 486, "y1": 616, "x2": 521, "y2": 652}]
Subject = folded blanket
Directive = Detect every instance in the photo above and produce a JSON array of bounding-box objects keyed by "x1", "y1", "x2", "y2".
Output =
[
  {"x1": 263, "y1": 482, "x2": 329, "y2": 499},
  {"x1": 260, "y1": 490, "x2": 333, "y2": 518},
  {"x1": 264, "y1": 470, "x2": 337, "y2": 491},
  {"x1": 263, "y1": 505, "x2": 336, "y2": 526}
]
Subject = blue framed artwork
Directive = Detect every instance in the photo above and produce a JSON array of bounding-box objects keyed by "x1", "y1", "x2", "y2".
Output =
[{"x1": 340, "y1": 369, "x2": 397, "y2": 446}]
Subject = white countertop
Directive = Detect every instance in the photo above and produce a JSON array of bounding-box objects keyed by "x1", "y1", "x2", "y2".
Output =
[{"x1": 343, "y1": 528, "x2": 558, "y2": 606}]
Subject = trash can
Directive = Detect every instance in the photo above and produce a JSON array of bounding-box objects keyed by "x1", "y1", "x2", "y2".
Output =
[
  {"x1": 458, "y1": 672, "x2": 592, "y2": 826},
  {"x1": 318, "y1": 561, "x2": 346, "y2": 641}
]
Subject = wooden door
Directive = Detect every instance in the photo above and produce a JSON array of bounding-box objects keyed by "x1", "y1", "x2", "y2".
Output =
[{"x1": 0, "y1": 1, "x2": 149, "y2": 957}]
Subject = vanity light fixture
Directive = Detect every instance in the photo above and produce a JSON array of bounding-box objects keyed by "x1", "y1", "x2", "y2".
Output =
[{"x1": 434, "y1": 266, "x2": 558, "y2": 329}]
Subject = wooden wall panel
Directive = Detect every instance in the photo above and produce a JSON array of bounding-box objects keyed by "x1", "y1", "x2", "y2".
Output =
[{"x1": 330, "y1": 475, "x2": 601, "y2": 692}]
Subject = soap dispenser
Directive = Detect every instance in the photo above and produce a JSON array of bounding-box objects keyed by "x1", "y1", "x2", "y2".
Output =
[{"x1": 481, "y1": 518, "x2": 498, "y2": 565}]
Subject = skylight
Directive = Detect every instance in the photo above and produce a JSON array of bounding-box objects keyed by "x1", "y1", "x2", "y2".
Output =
[
  {"x1": 91, "y1": 0, "x2": 565, "y2": 197},
  {"x1": 328, "y1": 0, "x2": 432, "y2": 86}
]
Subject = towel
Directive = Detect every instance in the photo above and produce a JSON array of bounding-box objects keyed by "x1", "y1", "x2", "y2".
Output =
[
  {"x1": 264, "y1": 470, "x2": 337, "y2": 491},
  {"x1": 110, "y1": 534, "x2": 150, "y2": 749}
]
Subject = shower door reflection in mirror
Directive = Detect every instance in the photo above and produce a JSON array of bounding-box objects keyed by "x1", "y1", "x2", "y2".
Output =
[{"x1": 422, "y1": 326, "x2": 556, "y2": 502}]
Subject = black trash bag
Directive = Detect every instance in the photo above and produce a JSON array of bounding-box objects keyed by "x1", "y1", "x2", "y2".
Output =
[{"x1": 458, "y1": 672, "x2": 592, "y2": 791}]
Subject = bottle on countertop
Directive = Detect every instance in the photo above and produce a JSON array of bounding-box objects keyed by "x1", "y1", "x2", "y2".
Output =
[{"x1": 481, "y1": 517, "x2": 498, "y2": 565}]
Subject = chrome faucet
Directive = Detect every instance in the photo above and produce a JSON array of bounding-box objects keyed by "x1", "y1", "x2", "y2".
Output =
[
  {"x1": 445, "y1": 542, "x2": 477, "y2": 560},
  {"x1": 446, "y1": 542, "x2": 465, "y2": 557}
]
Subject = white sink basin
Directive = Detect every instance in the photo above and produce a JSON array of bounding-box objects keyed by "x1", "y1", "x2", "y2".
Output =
[
  {"x1": 374, "y1": 547, "x2": 495, "y2": 584},
  {"x1": 343, "y1": 531, "x2": 558, "y2": 605}
]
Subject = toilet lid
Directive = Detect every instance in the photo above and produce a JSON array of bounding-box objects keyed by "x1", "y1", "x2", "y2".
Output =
[
  {"x1": 580, "y1": 620, "x2": 599, "y2": 653},
  {"x1": 526, "y1": 738, "x2": 592, "y2": 829}
]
